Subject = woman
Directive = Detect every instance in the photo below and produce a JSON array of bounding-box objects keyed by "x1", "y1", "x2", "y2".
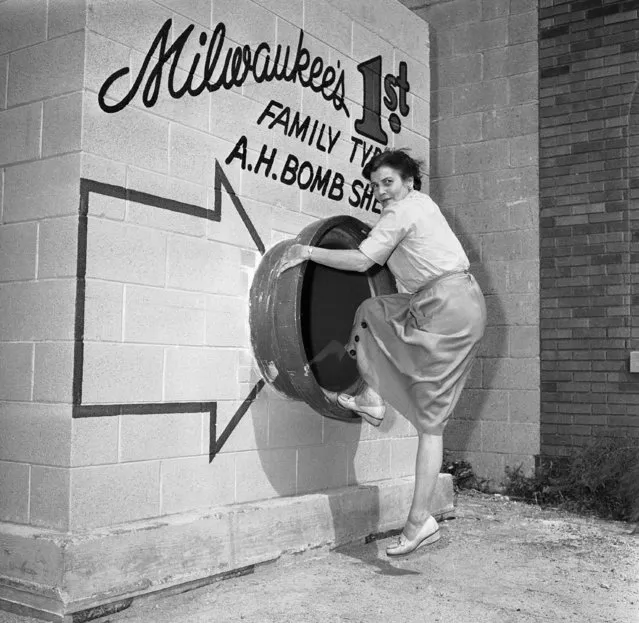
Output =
[{"x1": 280, "y1": 149, "x2": 486, "y2": 556}]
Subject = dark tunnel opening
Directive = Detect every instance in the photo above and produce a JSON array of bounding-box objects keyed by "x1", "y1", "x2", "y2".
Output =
[{"x1": 300, "y1": 238, "x2": 372, "y2": 392}]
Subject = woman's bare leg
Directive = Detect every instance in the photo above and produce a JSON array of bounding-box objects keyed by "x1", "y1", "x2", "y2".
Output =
[{"x1": 403, "y1": 432, "x2": 443, "y2": 539}]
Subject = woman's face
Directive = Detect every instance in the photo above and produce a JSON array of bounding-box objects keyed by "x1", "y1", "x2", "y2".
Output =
[{"x1": 369, "y1": 165, "x2": 413, "y2": 209}]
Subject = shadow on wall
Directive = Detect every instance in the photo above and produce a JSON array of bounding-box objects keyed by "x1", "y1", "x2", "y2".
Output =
[{"x1": 437, "y1": 203, "x2": 505, "y2": 469}]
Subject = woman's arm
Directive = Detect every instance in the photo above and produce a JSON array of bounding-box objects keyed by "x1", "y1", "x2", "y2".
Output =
[{"x1": 279, "y1": 243, "x2": 375, "y2": 273}]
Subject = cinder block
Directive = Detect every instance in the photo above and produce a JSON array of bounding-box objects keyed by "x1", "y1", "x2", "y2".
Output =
[
  {"x1": 453, "y1": 18, "x2": 507, "y2": 55},
  {"x1": 508, "y1": 260, "x2": 539, "y2": 294},
  {"x1": 303, "y1": 1, "x2": 351, "y2": 56},
  {"x1": 0, "y1": 222, "x2": 37, "y2": 281},
  {"x1": 0, "y1": 403, "x2": 72, "y2": 465},
  {"x1": 0, "y1": 280, "x2": 75, "y2": 341},
  {"x1": 454, "y1": 79, "x2": 509, "y2": 116},
  {"x1": 127, "y1": 50, "x2": 210, "y2": 131},
  {"x1": 3, "y1": 153, "x2": 80, "y2": 222},
  {"x1": 352, "y1": 21, "x2": 393, "y2": 62},
  {"x1": 297, "y1": 443, "x2": 348, "y2": 493},
  {"x1": 508, "y1": 11, "x2": 537, "y2": 45},
  {"x1": 482, "y1": 0, "x2": 510, "y2": 21},
  {"x1": 471, "y1": 261, "x2": 509, "y2": 296},
  {"x1": 487, "y1": 294, "x2": 538, "y2": 326},
  {"x1": 349, "y1": 439, "x2": 391, "y2": 484},
  {"x1": 483, "y1": 357, "x2": 539, "y2": 390},
  {"x1": 38, "y1": 216, "x2": 77, "y2": 278},
  {"x1": 455, "y1": 388, "x2": 510, "y2": 422},
  {"x1": 169, "y1": 125, "x2": 219, "y2": 186},
  {"x1": 125, "y1": 285, "x2": 207, "y2": 346},
  {"x1": 331, "y1": 0, "x2": 429, "y2": 62},
  {"x1": 164, "y1": 346, "x2": 239, "y2": 401},
  {"x1": 483, "y1": 422, "x2": 539, "y2": 455},
  {"x1": 84, "y1": 31, "x2": 131, "y2": 100},
  {"x1": 483, "y1": 43, "x2": 537, "y2": 80},
  {"x1": 0, "y1": 56, "x2": 7, "y2": 109},
  {"x1": 510, "y1": 326, "x2": 539, "y2": 358},
  {"x1": 166, "y1": 235, "x2": 242, "y2": 295},
  {"x1": 509, "y1": 72, "x2": 538, "y2": 105},
  {"x1": 483, "y1": 104, "x2": 538, "y2": 140},
  {"x1": 455, "y1": 199, "x2": 512, "y2": 233},
  {"x1": 510, "y1": 134, "x2": 538, "y2": 168},
  {"x1": 47, "y1": 0, "x2": 86, "y2": 38},
  {"x1": 430, "y1": 145, "x2": 454, "y2": 178},
  {"x1": 261, "y1": 0, "x2": 303, "y2": 27},
  {"x1": 432, "y1": 113, "x2": 481, "y2": 148},
  {"x1": 0, "y1": 0, "x2": 47, "y2": 55},
  {"x1": 205, "y1": 295, "x2": 248, "y2": 347},
  {"x1": 120, "y1": 412, "x2": 203, "y2": 462},
  {"x1": 509, "y1": 196, "x2": 538, "y2": 229},
  {"x1": 30, "y1": 466, "x2": 70, "y2": 530},
  {"x1": 127, "y1": 165, "x2": 207, "y2": 215},
  {"x1": 82, "y1": 343, "x2": 164, "y2": 404},
  {"x1": 0, "y1": 461, "x2": 29, "y2": 523},
  {"x1": 161, "y1": 454, "x2": 236, "y2": 514},
  {"x1": 389, "y1": 437, "x2": 418, "y2": 479},
  {"x1": 71, "y1": 417, "x2": 119, "y2": 466},
  {"x1": 83, "y1": 94, "x2": 169, "y2": 174},
  {"x1": 42, "y1": 92, "x2": 82, "y2": 158},
  {"x1": 321, "y1": 414, "x2": 364, "y2": 445},
  {"x1": 393, "y1": 129, "x2": 429, "y2": 164},
  {"x1": 417, "y1": 0, "x2": 480, "y2": 29},
  {"x1": 235, "y1": 448, "x2": 297, "y2": 503},
  {"x1": 268, "y1": 398, "x2": 323, "y2": 448},
  {"x1": 458, "y1": 450, "x2": 505, "y2": 484},
  {"x1": 7, "y1": 31, "x2": 84, "y2": 107},
  {"x1": 509, "y1": 390, "x2": 539, "y2": 424},
  {"x1": 212, "y1": 0, "x2": 276, "y2": 46},
  {"x1": 154, "y1": 0, "x2": 211, "y2": 27},
  {"x1": 86, "y1": 218, "x2": 167, "y2": 286},
  {"x1": 33, "y1": 342, "x2": 74, "y2": 403},
  {"x1": 464, "y1": 356, "x2": 482, "y2": 389},
  {"x1": 453, "y1": 139, "x2": 510, "y2": 174},
  {"x1": 70, "y1": 461, "x2": 161, "y2": 530},
  {"x1": 84, "y1": 279, "x2": 123, "y2": 342},
  {"x1": 214, "y1": 396, "x2": 268, "y2": 453},
  {"x1": 0, "y1": 342, "x2": 33, "y2": 401},
  {"x1": 82, "y1": 152, "x2": 127, "y2": 188},
  {"x1": 87, "y1": 0, "x2": 171, "y2": 53},
  {"x1": 478, "y1": 325, "x2": 508, "y2": 358},
  {"x1": 0, "y1": 103, "x2": 41, "y2": 167},
  {"x1": 445, "y1": 416, "x2": 482, "y2": 452}
]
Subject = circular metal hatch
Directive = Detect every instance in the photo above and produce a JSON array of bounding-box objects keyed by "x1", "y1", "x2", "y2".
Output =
[{"x1": 249, "y1": 215, "x2": 396, "y2": 421}]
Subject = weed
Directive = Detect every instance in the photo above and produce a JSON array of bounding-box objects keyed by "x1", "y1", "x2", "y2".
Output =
[
  {"x1": 442, "y1": 451, "x2": 491, "y2": 493},
  {"x1": 503, "y1": 437, "x2": 639, "y2": 522}
]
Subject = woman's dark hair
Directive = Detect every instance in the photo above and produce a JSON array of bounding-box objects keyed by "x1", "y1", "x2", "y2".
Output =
[{"x1": 362, "y1": 148, "x2": 424, "y2": 191}]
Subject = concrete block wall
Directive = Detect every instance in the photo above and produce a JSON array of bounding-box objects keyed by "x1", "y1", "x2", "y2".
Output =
[
  {"x1": 0, "y1": 0, "x2": 85, "y2": 530},
  {"x1": 539, "y1": 0, "x2": 639, "y2": 456},
  {"x1": 1, "y1": 0, "x2": 433, "y2": 536},
  {"x1": 401, "y1": 0, "x2": 540, "y2": 482},
  {"x1": 72, "y1": 0, "x2": 432, "y2": 531}
]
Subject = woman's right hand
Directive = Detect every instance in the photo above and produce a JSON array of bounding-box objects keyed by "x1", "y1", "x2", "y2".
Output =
[{"x1": 279, "y1": 244, "x2": 311, "y2": 273}]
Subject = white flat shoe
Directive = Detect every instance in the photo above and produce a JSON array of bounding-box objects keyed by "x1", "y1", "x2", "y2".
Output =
[
  {"x1": 336, "y1": 393, "x2": 385, "y2": 426},
  {"x1": 386, "y1": 516, "x2": 440, "y2": 557}
]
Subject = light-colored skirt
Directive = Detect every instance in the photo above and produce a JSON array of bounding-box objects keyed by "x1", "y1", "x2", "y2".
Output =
[{"x1": 346, "y1": 272, "x2": 487, "y2": 435}]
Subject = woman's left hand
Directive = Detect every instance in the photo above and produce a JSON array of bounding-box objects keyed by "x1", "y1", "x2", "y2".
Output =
[{"x1": 279, "y1": 244, "x2": 311, "y2": 273}]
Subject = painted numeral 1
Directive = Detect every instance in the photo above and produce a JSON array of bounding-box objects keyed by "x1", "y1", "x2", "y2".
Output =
[{"x1": 354, "y1": 56, "x2": 388, "y2": 146}]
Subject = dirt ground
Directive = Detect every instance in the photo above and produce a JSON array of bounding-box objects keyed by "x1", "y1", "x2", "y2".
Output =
[{"x1": 1, "y1": 491, "x2": 637, "y2": 623}]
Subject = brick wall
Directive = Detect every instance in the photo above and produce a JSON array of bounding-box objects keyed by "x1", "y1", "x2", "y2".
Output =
[
  {"x1": 539, "y1": 0, "x2": 639, "y2": 457},
  {"x1": 401, "y1": 0, "x2": 540, "y2": 482}
]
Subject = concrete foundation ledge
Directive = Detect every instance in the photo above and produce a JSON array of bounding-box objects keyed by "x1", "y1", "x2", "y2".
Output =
[{"x1": 0, "y1": 474, "x2": 454, "y2": 622}]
